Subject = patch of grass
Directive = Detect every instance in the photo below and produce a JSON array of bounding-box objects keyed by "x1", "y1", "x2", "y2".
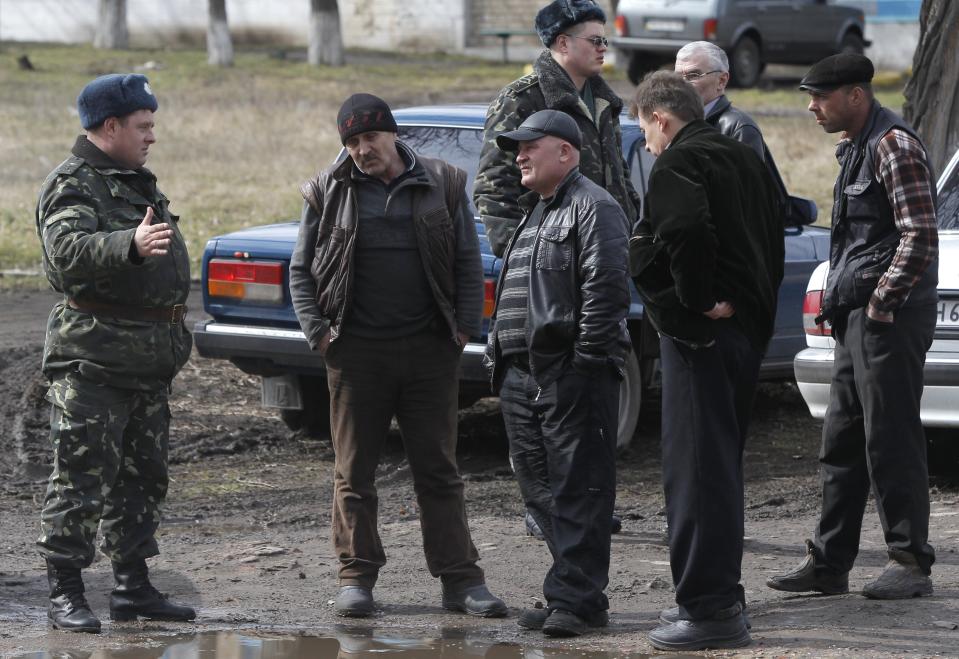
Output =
[{"x1": 0, "y1": 43, "x2": 526, "y2": 277}]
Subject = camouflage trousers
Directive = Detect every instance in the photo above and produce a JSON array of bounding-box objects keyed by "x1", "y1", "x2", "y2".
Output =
[{"x1": 37, "y1": 372, "x2": 171, "y2": 568}]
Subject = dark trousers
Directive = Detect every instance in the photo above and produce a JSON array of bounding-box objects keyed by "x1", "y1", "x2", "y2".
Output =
[
  {"x1": 323, "y1": 331, "x2": 484, "y2": 589},
  {"x1": 38, "y1": 375, "x2": 169, "y2": 568},
  {"x1": 814, "y1": 304, "x2": 936, "y2": 574},
  {"x1": 660, "y1": 321, "x2": 761, "y2": 619},
  {"x1": 498, "y1": 361, "x2": 618, "y2": 618}
]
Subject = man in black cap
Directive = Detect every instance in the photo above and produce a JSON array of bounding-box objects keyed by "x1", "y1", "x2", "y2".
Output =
[
  {"x1": 35, "y1": 73, "x2": 195, "y2": 632},
  {"x1": 485, "y1": 109, "x2": 630, "y2": 637},
  {"x1": 767, "y1": 53, "x2": 939, "y2": 599},
  {"x1": 474, "y1": 0, "x2": 641, "y2": 257},
  {"x1": 289, "y1": 93, "x2": 506, "y2": 619},
  {"x1": 629, "y1": 71, "x2": 783, "y2": 651}
]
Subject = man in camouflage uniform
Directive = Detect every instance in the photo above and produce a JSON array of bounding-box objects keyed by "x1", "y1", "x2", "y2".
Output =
[
  {"x1": 35, "y1": 73, "x2": 195, "y2": 633},
  {"x1": 474, "y1": 0, "x2": 641, "y2": 257}
]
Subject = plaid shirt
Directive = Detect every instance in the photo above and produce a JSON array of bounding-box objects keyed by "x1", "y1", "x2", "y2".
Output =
[{"x1": 866, "y1": 129, "x2": 939, "y2": 314}]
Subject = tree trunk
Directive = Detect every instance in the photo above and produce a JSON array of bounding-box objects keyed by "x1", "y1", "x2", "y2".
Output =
[
  {"x1": 308, "y1": 0, "x2": 344, "y2": 67},
  {"x1": 903, "y1": 0, "x2": 959, "y2": 175},
  {"x1": 94, "y1": 0, "x2": 129, "y2": 49},
  {"x1": 207, "y1": 0, "x2": 234, "y2": 67}
]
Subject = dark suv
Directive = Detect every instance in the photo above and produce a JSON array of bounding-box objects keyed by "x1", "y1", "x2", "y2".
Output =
[{"x1": 612, "y1": 0, "x2": 868, "y2": 87}]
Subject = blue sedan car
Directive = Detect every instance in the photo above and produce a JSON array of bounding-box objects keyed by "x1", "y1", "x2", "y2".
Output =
[{"x1": 193, "y1": 104, "x2": 830, "y2": 450}]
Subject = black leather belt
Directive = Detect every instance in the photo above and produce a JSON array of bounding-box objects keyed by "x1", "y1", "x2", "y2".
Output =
[{"x1": 68, "y1": 298, "x2": 187, "y2": 324}]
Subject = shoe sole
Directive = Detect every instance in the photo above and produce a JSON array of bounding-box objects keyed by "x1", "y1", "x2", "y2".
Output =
[
  {"x1": 542, "y1": 625, "x2": 586, "y2": 638},
  {"x1": 863, "y1": 584, "x2": 933, "y2": 599},
  {"x1": 49, "y1": 620, "x2": 101, "y2": 633},
  {"x1": 442, "y1": 602, "x2": 508, "y2": 618},
  {"x1": 766, "y1": 580, "x2": 848, "y2": 595},
  {"x1": 649, "y1": 629, "x2": 751, "y2": 651}
]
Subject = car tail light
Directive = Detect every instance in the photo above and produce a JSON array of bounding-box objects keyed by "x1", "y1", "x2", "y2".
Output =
[
  {"x1": 802, "y1": 289, "x2": 831, "y2": 336},
  {"x1": 208, "y1": 258, "x2": 284, "y2": 304},
  {"x1": 703, "y1": 18, "x2": 718, "y2": 41},
  {"x1": 483, "y1": 278, "x2": 496, "y2": 319},
  {"x1": 614, "y1": 14, "x2": 628, "y2": 37}
]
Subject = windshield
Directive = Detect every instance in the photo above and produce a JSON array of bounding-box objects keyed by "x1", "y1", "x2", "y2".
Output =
[
  {"x1": 398, "y1": 125, "x2": 485, "y2": 215},
  {"x1": 938, "y1": 159, "x2": 959, "y2": 230}
]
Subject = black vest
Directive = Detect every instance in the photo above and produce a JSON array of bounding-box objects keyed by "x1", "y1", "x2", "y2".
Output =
[{"x1": 819, "y1": 102, "x2": 938, "y2": 321}]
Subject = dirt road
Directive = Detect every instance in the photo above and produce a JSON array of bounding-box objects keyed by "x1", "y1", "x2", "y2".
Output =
[{"x1": 0, "y1": 287, "x2": 957, "y2": 657}]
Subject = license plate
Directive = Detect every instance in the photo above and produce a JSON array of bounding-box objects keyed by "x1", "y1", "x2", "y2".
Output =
[
  {"x1": 937, "y1": 300, "x2": 959, "y2": 327},
  {"x1": 645, "y1": 19, "x2": 685, "y2": 32}
]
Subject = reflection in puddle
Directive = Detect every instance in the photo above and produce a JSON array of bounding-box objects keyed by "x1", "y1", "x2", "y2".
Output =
[{"x1": 12, "y1": 628, "x2": 659, "y2": 658}]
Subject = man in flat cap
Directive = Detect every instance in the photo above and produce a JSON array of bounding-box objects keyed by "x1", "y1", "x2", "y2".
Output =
[
  {"x1": 768, "y1": 54, "x2": 939, "y2": 599},
  {"x1": 475, "y1": 0, "x2": 641, "y2": 258},
  {"x1": 35, "y1": 73, "x2": 195, "y2": 632},
  {"x1": 629, "y1": 71, "x2": 783, "y2": 651},
  {"x1": 485, "y1": 109, "x2": 630, "y2": 637},
  {"x1": 289, "y1": 93, "x2": 506, "y2": 619}
]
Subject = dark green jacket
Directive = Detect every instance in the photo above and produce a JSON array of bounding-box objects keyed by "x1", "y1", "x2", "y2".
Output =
[
  {"x1": 36, "y1": 136, "x2": 192, "y2": 391},
  {"x1": 474, "y1": 50, "x2": 642, "y2": 257}
]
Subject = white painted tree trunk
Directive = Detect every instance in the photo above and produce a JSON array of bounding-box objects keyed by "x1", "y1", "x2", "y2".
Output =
[
  {"x1": 207, "y1": 0, "x2": 234, "y2": 67},
  {"x1": 308, "y1": 0, "x2": 345, "y2": 67},
  {"x1": 94, "y1": 0, "x2": 129, "y2": 49}
]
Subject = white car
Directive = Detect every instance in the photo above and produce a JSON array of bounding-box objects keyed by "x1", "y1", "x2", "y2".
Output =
[{"x1": 794, "y1": 146, "x2": 959, "y2": 426}]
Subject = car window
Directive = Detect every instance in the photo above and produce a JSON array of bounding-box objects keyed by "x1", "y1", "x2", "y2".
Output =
[
  {"x1": 938, "y1": 161, "x2": 959, "y2": 230},
  {"x1": 398, "y1": 125, "x2": 485, "y2": 215}
]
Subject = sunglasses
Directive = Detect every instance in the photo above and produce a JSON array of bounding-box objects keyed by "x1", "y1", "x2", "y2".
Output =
[{"x1": 562, "y1": 34, "x2": 609, "y2": 48}]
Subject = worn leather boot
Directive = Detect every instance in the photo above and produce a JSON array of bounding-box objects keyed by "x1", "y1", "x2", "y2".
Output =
[
  {"x1": 519, "y1": 606, "x2": 609, "y2": 631},
  {"x1": 110, "y1": 559, "x2": 196, "y2": 622},
  {"x1": 47, "y1": 563, "x2": 101, "y2": 633},
  {"x1": 863, "y1": 553, "x2": 933, "y2": 599},
  {"x1": 766, "y1": 540, "x2": 849, "y2": 595},
  {"x1": 661, "y1": 605, "x2": 751, "y2": 630},
  {"x1": 334, "y1": 586, "x2": 375, "y2": 617},
  {"x1": 441, "y1": 583, "x2": 508, "y2": 618}
]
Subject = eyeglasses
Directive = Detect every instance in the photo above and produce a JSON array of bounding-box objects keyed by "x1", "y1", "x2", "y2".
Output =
[
  {"x1": 680, "y1": 69, "x2": 723, "y2": 82},
  {"x1": 562, "y1": 34, "x2": 609, "y2": 48}
]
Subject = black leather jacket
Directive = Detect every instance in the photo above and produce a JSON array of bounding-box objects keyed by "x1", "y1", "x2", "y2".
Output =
[
  {"x1": 485, "y1": 168, "x2": 631, "y2": 392},
  {"x1": 706, "y1": 95, "x2": 765, "y2": 161}
]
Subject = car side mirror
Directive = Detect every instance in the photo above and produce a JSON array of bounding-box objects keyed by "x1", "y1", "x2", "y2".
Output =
[{"x1": 787, "y1": 195, "x2": 818, "y2": 226}]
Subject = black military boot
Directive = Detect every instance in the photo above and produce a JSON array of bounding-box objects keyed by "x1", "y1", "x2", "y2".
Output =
[
  {"x1": 46, "y1": 562, "x2": 101, "y2": 633},
  {"x1": 109, "y1": 559, "x2": 196, "y2": 622}
]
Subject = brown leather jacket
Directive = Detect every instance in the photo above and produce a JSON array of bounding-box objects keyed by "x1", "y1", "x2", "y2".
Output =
[{"x1": 290, "y1": 143, "x2": 482, "y2": 349}]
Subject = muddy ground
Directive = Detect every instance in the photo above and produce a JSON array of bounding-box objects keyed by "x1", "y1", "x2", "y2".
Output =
[{"x1": 1, "y1": 287, "x2": 958, "y2": 658}]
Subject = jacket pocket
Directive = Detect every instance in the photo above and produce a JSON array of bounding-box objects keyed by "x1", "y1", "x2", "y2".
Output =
[
  {"x1": 843, "y1": 177, "x2": 881, "y2": 222},
  {"x1": 535, "y1": 224, "x2": 573, "y2": 271}
]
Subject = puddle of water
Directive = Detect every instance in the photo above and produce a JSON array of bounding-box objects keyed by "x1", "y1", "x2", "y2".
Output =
[{"x1": 10, "y1": 629, "x2": 662, "y2": 659}]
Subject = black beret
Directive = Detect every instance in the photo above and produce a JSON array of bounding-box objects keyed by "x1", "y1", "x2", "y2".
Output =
[
  {"x1": 535, "y1": 0, "x2": 607, "y2": 48},
  {"x1": 799, "y1": 53, "x2": 874, "y2": 93},
  {"x1": 496, "y1": 109, "x2": 582, "y2": 151},
  {"x1": 77, "y1": 74, "x2": 158, "y2": 130}
]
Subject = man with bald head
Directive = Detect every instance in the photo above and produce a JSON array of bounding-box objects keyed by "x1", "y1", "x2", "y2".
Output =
[{"x1": 485, "y1": 109, "x2": 630, "y2": 637}]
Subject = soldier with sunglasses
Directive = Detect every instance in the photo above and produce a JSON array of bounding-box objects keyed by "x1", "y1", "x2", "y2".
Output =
[{"x1": 475, "y1": 0, "x2": 642, "y2": 258}]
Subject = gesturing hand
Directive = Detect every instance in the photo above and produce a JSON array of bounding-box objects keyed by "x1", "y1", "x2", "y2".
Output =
[{"x1": 134, "y1": 207, "x2": 173, "y2": 258}]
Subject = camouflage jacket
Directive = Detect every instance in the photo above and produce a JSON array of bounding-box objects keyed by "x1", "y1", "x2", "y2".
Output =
[
  {"x1": 474, "y1": 50, "x2": 642, "y2": 257},
  {"x1": 35, "y1": 136, "x2": 192, "y2": 391}
]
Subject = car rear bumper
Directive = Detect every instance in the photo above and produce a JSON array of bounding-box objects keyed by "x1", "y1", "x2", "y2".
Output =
[
  {"x1": 193, "y1": 319, "x2": 492, "y2": 391},
  {"x1": 794, "y1": 347, "x2": 959, "y2": 427},
  {"x1": 611, "y1": 36, "x2": 698, "y2": 55}
]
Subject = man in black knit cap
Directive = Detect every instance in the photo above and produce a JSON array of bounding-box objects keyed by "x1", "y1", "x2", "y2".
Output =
[{"x1": 289, "y1": 93, "x2": 506, "y2": 619}]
